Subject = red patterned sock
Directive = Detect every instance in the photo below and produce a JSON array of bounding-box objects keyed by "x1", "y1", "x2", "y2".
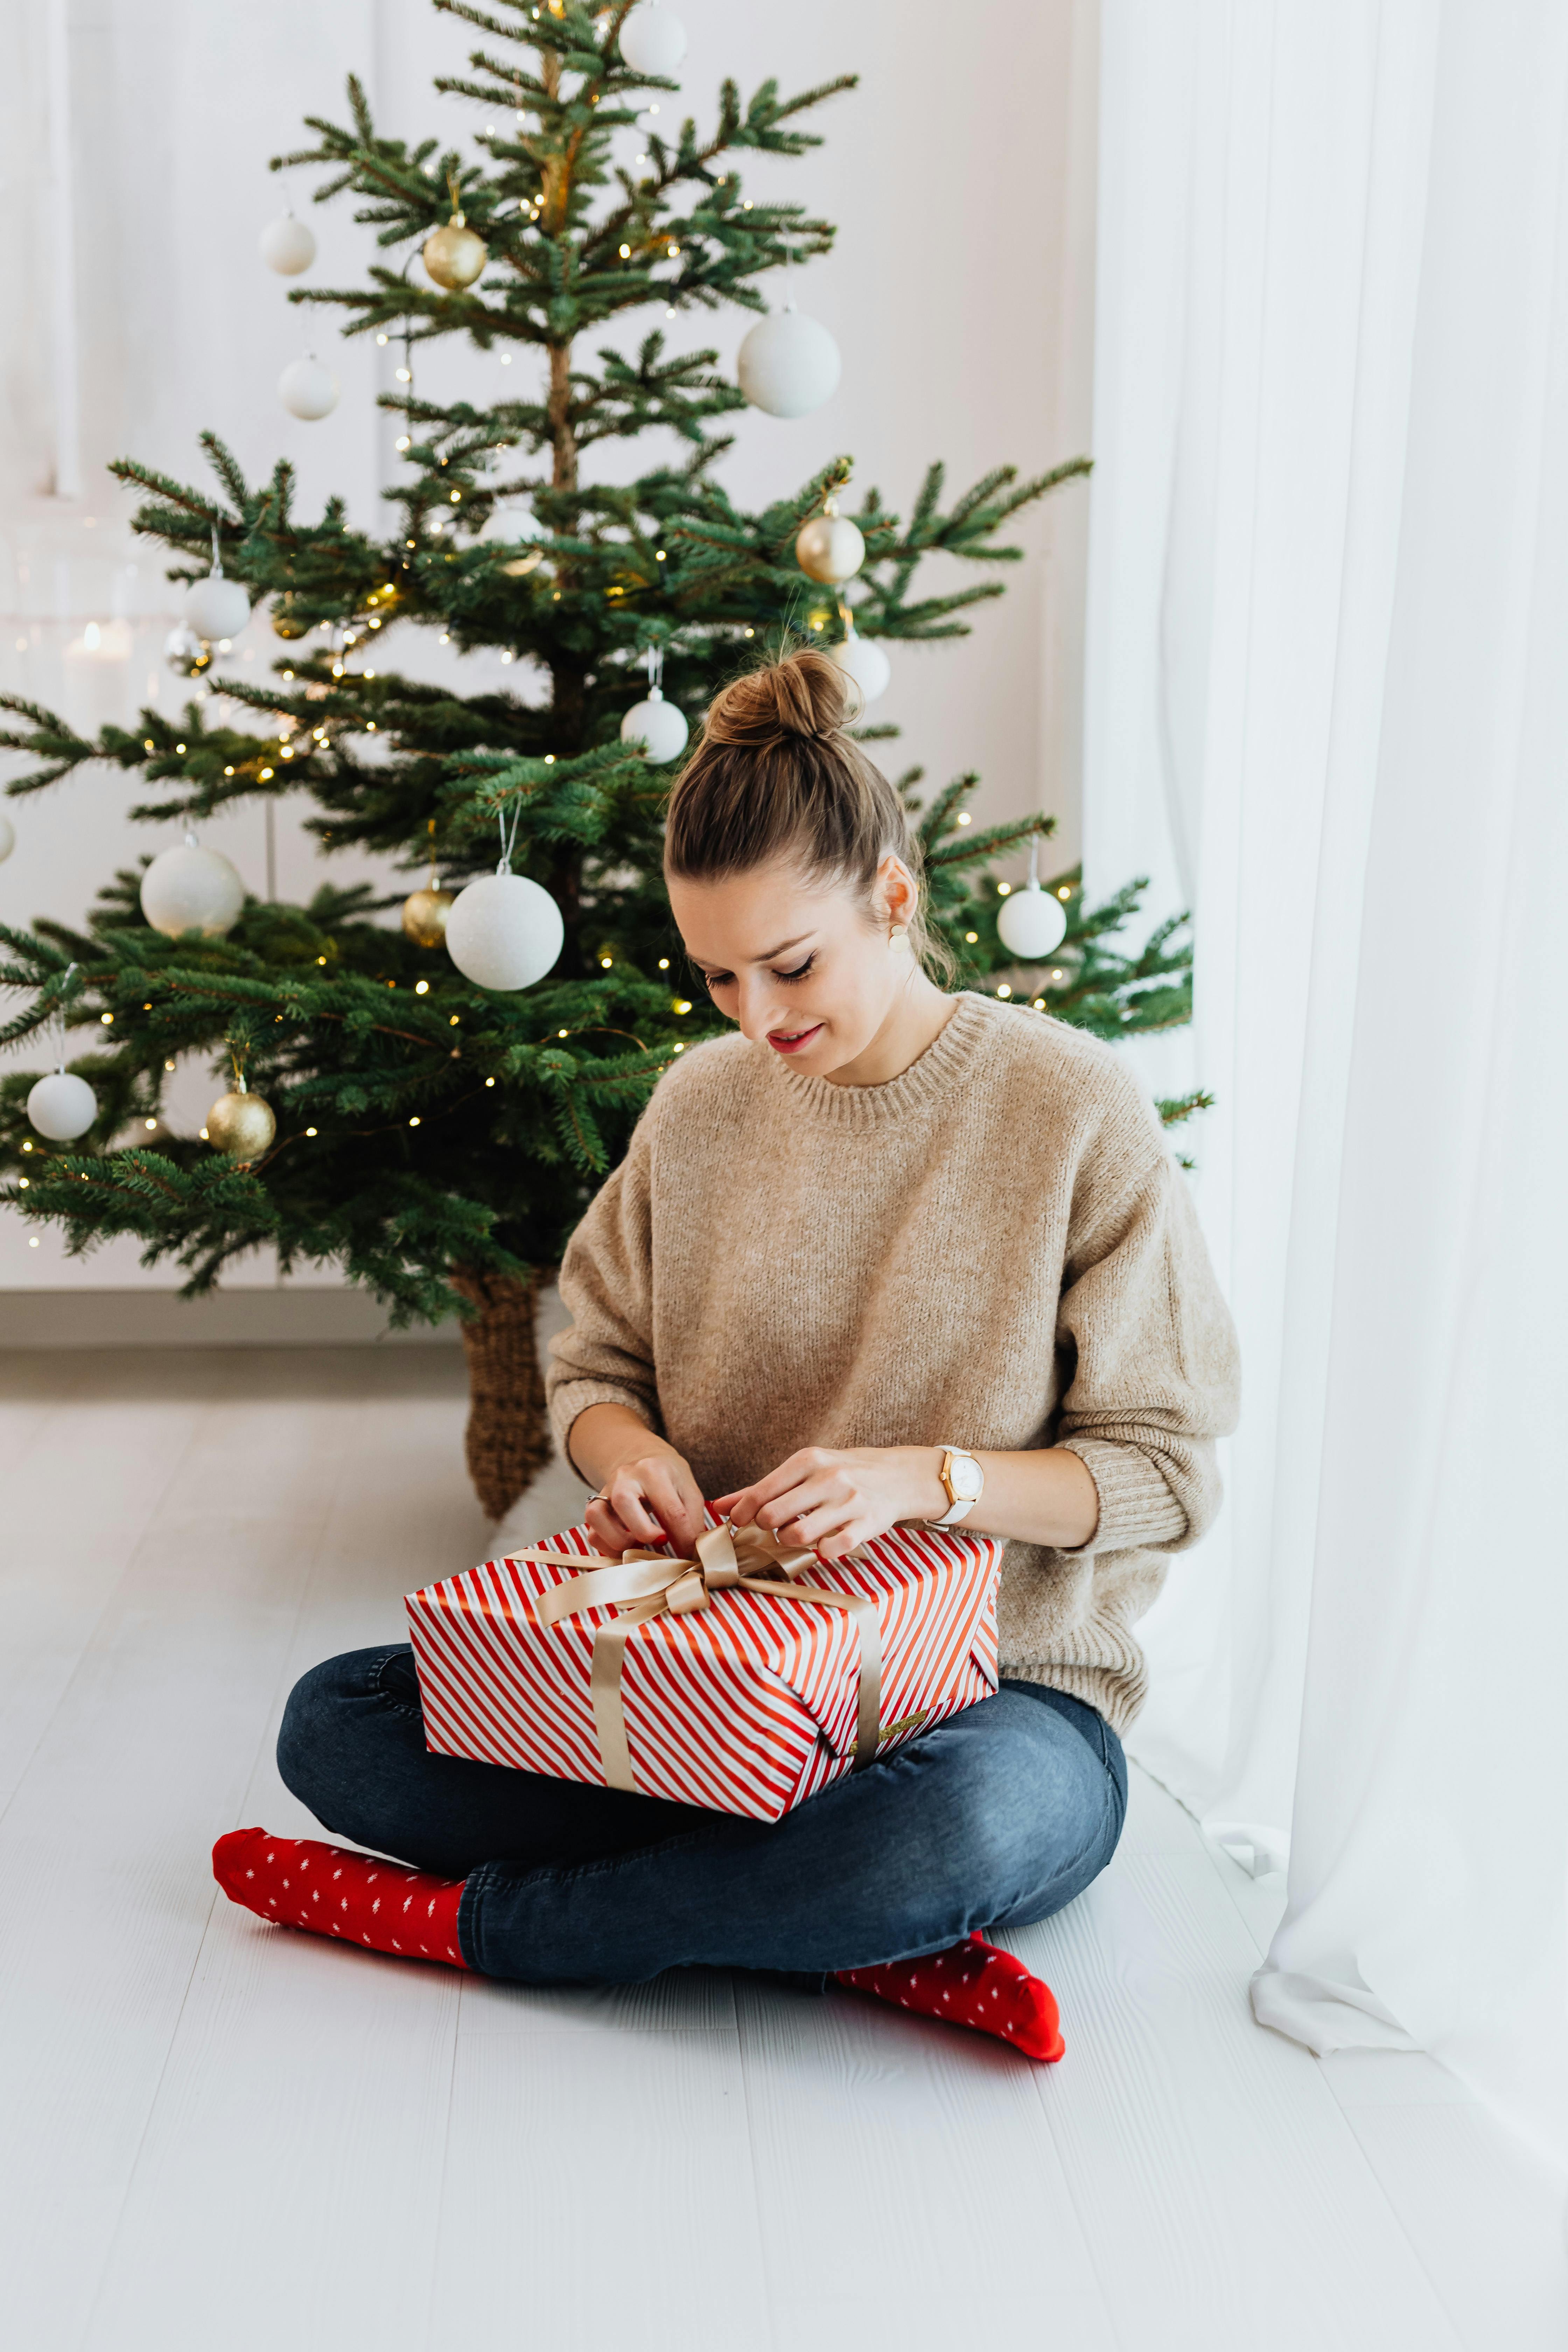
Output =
[
  {"x1": 836, "y1": 1932, "x2": 1064, "y2": 2061},
  {"x1": 213, "y1": 1827, "x2": 470, "y2": 1970}
]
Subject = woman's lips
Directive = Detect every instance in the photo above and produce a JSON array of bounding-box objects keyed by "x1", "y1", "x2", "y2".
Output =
[{"x1": 766, "y1": 1023, "x2": 824, "y2": 1054}]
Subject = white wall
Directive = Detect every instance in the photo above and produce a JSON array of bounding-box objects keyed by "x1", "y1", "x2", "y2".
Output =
[{"x1": 0, "y1": 0, "x2": 1097, "y2": 1290}]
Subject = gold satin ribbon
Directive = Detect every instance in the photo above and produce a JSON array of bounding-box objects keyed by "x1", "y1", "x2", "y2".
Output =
[{"x1": 512, "y1": 1521, "x2": 883, "y2": 1797}]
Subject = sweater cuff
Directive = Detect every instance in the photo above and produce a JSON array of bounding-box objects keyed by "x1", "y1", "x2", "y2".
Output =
[
  {"x1": 1057, "y1": 1438, "x2": 1190, "y2": 1554},
  {"x1": 551, "y1": 1382, "x2": 658, "y2": 1479}
]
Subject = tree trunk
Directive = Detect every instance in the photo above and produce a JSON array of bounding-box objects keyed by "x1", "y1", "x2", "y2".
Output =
[{"x1": 451, "y1": 1265, "x2": 553, "y2": 1521}]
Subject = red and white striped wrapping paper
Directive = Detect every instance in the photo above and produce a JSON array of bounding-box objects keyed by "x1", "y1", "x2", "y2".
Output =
[{"x1": 406, "y1": 1513, "x2": 1001, "y2": 1821}]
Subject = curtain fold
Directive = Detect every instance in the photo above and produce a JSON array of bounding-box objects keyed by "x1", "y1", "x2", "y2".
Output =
[{"x1": 1085, "y1": 0, "x2": 1568, "y2": 2176}]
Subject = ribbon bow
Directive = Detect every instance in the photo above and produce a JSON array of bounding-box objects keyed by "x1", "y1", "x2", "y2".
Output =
[{"x1": 514, "y1": 1520, "x2": 883, "y2": 1797}]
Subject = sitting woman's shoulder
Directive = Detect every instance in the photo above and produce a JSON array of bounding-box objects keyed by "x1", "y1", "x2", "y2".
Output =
[{"x1": 976, "y1": 997, "x2": 1170, "y2": 1164}]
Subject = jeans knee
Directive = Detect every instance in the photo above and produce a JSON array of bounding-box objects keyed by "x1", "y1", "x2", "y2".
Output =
[
  {"x1": 276, "y1": 1646, "x2": 381, "y2": 1816},
  {"x1": 927, "y1": 1700, "x2": 1119, "y2": 1919}
]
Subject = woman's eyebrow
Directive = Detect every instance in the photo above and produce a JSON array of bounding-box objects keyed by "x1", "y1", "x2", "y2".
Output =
[{"x1": 752, "y1": 932, "x2": 813, "y2": 962}]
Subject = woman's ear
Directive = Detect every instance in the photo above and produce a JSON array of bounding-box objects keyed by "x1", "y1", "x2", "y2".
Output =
[{"x1": 873, "y1": 854, "x2": 917, "y2": 930}]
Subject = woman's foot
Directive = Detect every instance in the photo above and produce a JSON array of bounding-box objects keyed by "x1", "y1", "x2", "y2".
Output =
[
  {"x1": 212, "y1": 1828, "x2": 469, "y2": 1969},
  {"x1": 836, "y1": 1932, "x2": 1064, "y2": 2061}
]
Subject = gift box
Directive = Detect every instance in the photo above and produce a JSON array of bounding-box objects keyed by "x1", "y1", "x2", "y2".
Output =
[{"x1": 405, "y1": 1512, "x2": 1001, "y2": 1822}]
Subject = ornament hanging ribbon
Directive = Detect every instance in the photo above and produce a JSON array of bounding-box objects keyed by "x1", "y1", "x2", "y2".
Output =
[{"x1": 513, "y1": 1520, "x2": 883, "y2": 1795}]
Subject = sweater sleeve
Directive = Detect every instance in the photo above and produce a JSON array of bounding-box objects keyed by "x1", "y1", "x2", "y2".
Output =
[
  {"x1": 1052, "y1": 1144, "x2": 1241, "y2": 1556},
  {"x1": 545, "y1": 1113, "x2": 661, "y2": 1474}
]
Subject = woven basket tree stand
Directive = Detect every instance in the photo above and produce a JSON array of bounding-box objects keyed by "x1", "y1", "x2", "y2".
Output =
[{"x1": 451, "y1": 1265, "x2": 553, "y2": 1521}]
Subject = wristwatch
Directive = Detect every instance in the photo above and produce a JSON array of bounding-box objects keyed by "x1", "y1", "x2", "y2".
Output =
[{"x1": 932, "y1": 1445, "x2": 985, "y2": 1526}]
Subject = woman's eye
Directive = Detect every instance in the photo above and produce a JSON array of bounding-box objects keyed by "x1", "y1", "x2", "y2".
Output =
[{"x1": 698, "y1": 955, "x2": 814, "y2": 988}]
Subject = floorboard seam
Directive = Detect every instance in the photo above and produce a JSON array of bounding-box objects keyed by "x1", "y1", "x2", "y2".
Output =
[
  {"x1": 74, "y1": 1881, "x2": 228, "y2": 2352},
  {"x1": 419, "y1": 1970, "x2": 468, "y2": 2352},
  {"x1": 1244, "y1": 2014, "x2": 1475, "y2": 2351},
  {"x1": 1024, "y1": 2064, "x2": 1133, "y2": 2352},
  {"x1": 0, "y1": 1403, "x2": 204, "y2": 1839},
  {"x1": 216, "y1": 1392, "x2": 373, "y2": 1844},
  {"x1": 735, "y1": 1983, "x2": 789, "y2": 2352},
  {"x1": 69, "y1": 1404, "x2": 363, "y2": 2350}
]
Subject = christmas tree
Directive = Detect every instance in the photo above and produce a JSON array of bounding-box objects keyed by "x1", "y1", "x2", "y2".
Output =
[{"x1": 0, "y1": 0, "x2": 1200, "y2": 1518}]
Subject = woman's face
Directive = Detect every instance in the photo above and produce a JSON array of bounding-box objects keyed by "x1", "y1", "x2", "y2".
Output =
[{"x1": 667, "y1": 853, "x2": 918, "y2": 1079}]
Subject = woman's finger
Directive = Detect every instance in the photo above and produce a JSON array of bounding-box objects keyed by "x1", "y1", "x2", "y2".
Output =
[
  {"x1": 753, "y1": 1472, "x2": 852, "y2": 1534},
  {"x1": 777, "y1": 1498, "x2": 863, "y2": 1550},
  {"x1": 725, "y1": 1450, "x2": 826, "y2": 1525},
  {"x1": 586, "y1": 1496, "x2": 642, "y2": 1555},
  {"x1": 810, "y1": 1519, "x2": 872, "y2": 1559},
  {"x1": 603, "y1": 1472, "x2": 667, "y2": 1546},
  {"x1": 639, "y1": 1458, "x2": 706, "y2": 1550}
]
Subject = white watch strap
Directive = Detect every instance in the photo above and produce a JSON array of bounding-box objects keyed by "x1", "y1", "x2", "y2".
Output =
[{"x1": 933, "y1": 1446, "x2": 982, "y2": 1526}]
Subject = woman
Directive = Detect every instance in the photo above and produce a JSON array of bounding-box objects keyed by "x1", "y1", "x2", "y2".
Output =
[{"x1": 216, "y1": 651, "x2": 1239, "y2": 2062}]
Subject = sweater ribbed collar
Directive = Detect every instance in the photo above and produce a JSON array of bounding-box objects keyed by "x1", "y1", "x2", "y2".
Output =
[{"x1": 755, "y1": 989, "x2": 998, "y2": 1130}]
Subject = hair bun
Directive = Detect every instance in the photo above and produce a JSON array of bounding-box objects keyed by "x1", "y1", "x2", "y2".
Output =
[{"x1": 702, "y1": 647, "x2": 859, "y2": 748}]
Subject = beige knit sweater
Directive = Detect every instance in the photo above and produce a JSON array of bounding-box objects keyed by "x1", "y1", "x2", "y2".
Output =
[{"x1": 546, "y1": 990, "x2": 1240, "y2": 1733}]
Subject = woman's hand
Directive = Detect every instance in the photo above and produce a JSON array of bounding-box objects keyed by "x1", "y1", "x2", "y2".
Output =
[
  {"x1": 570, "y1": 1402, "x2": 707, "y2": 1556},
  {"x1": 714, "y1": 1446, "x2": 947, "y2": 1558},
  {"x1": 585, "y1": 1448, "x2": 707, "y2": 1557}
]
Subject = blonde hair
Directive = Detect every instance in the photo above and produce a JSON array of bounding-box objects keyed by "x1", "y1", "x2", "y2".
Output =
[{"x1": 663, "y1": 649, "x2": 951, "y2": 978}]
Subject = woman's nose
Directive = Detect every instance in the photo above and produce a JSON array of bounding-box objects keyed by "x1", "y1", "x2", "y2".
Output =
[{"x1": 735, "y1": 975, "x2": 783, "y2": 1038}]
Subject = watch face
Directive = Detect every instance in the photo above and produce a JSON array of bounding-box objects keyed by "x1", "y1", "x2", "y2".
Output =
[{"x1": 950, "y1": 1453, "x2": 984, "y2": 1501}]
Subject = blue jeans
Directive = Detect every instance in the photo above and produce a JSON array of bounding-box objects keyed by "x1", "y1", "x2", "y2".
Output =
[{"x1": 276, "y1": 1645, "x2": 1127, "y2": 1984}]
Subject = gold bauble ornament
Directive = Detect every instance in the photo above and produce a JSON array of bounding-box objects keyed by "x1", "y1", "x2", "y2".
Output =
[
  {"x1": 271, "y1": 596, "x2": 310, "y2": 641},
  {"x1": 402, "y1": 887, "x2": 456, "y2": 948},
  {"x1": 423, "y1": 212, "x2": 488, "y2": 292},
  {"x1": 205, "y1": 1085, "x2": 276, "y2": 1161},
  {"x1": 794, "y1": 500, "x2": 866, "y2": 587}
]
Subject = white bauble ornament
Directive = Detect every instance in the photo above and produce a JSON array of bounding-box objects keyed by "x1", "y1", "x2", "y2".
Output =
[
  {"x1": 620, "y1": 687, "x2": 689, "y2": 763},
  {"x1": 619, "y1": 2, "x2": 687, "y2": 76},
  {"x1": 828, "y1": 628, "x2": 890, "y2": 705},
  {"x1": 445, "y1": 871, "x2": 564, "y2": 991},
  {"x1": 0, "y1": 808, "x2": 14, "y2": 863},
  {"x1": 278, "y1": 356, "x2": 339, "y2": 421},
  {"x1": 184, "y1": 572, "x2": 250, "y2": 644},
  {"x1": 164, "y1": 623, "x2": 210, "y2": 678},
  {"x1": 27, "y1": 1070, "x2": 97, "y2": 1142},
  {"x1": 258, "y1": 213, "x2": 316, "y2": 275},
  {"x1": 996, "y1": 881, "x2": 1069, "y2": 961},
  {"x1": 736, "y1": 306, "x2": 841, "y2": 419},
  {"x1": 140, "y1": 841, "x2": 246, "y2": 939},
  {"x1": 795, "y1": 509, "x2": 864, "y2": 586}
]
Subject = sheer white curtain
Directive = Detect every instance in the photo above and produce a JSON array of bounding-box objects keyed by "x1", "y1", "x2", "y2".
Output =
[{"x1": 1084, "y1": 0, "x2": 1568, "y2": 2175}]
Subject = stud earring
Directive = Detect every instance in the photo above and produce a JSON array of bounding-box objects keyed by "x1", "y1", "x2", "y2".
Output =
[{"x1": 888, "y1": 923, "x2": 911, "y2": 955}]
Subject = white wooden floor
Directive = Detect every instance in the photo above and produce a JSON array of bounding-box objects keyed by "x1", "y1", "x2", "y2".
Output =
[{"x1": 2, "y1": 1345, "x2": 1564, "y2": 2352}]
